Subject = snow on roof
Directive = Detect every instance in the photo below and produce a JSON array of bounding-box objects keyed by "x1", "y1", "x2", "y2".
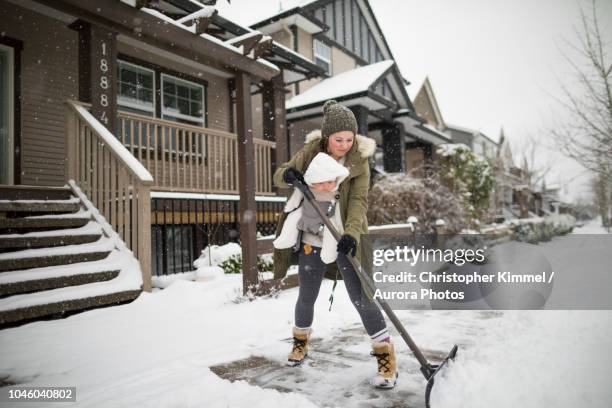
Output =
[
  {"x1": 422, "y1": 123, "x2": 452, "y2": 141},
  {"x1": 214, "y1": 0, "x2": 319, "y2": 27},
  {"x1": 139, "y1": 7, "x2": 279, "y2": 73},
  {"x1": 445, "y1": 122, "x2": 478, "y2": 135},
  {"x1": 286, "y1": 60, "x2": 395, "y2": 110},
  {"x1": 176, "y1": 6, "x2": 217, "y2": 24}
]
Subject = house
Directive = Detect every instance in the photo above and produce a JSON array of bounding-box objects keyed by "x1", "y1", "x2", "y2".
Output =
[
  {"x1": 409, "y1": 77, "x2": 451, "y2": 172},
  {"x1": 231, "y1": 0, "x2": 451, "y2": 175},
  {"x1": 0, "y1": 0, "x2": 292, "y2": 325},
  {"x1": 493, "y1": 130, "x2": 552, "y2": 220}
]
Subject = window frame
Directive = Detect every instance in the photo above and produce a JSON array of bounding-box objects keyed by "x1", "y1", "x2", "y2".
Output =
[
  {"x1": 313, "y1": 39, "x2": 332, "y2": 75},
  {"x1": 117, "y1": 59, "x2": 156, "y2": 115},
  {"x1": 161, "y1": 73, "x2": 206, "y2": 126}
]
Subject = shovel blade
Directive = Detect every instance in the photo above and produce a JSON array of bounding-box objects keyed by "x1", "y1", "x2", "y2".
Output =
[{"x1": 424, "y1": 344, "x2": 458, "y2": 408}]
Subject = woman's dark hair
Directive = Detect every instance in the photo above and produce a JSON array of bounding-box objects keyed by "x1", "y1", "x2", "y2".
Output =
[{"x1": 319, "y1": 135, "x2": 328, "y2": 153}]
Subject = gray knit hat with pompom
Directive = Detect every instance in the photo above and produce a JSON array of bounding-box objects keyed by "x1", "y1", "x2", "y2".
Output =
[{"x1": 321, "y1": 100, "x2": 358, "y2": 138}]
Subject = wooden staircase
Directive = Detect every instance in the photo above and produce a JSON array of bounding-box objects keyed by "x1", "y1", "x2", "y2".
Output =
[{"x1": 0, "y1": 185, "x2": 143, "y2": 328}]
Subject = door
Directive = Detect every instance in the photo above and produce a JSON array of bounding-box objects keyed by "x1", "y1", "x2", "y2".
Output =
[{"x1": 0, "y1": 44, "x2": 14, "y2": 185}]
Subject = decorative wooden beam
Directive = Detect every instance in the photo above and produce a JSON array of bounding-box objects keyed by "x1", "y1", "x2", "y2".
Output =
[
  {"x1": 254, "y1": 36, "x2": 273, "y2": 59},
  {"x1": 227, "y1": 31, "x2": 263, "y2": 56},
  {"x1": 134, "y1": 0, "x2": 151, "y2": 9},
  {"x1": 37, "y1": 0, "x2": 280, "y2": 80}
]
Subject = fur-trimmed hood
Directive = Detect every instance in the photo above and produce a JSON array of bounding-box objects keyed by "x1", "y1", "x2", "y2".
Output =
[{"x1": 304, "y1": 129, "x2": 377, "y2": 159}]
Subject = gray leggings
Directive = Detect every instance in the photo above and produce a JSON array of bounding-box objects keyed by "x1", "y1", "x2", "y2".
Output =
[{"x1": 294, "y1": 244, "x2": 387, "y2": 337}]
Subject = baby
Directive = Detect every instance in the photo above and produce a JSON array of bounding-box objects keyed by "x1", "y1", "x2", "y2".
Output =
[{"x1": 274, "y1": 153, "x2": 349, "y2": 263}]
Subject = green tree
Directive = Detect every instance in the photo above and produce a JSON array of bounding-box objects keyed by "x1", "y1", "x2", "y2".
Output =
[{"x1": 437, "y1": 144, "x2": 495, "y2": 222}]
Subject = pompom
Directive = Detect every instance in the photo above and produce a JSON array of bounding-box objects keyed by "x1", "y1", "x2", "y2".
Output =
[{"x1": 323, "y1": 99, "x2": 338, "y2": 115}]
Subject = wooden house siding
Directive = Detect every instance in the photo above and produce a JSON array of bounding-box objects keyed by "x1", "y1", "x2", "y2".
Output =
[
  {"x1": 311, "y1": 0, "x2": 385, "y2": 65},
  {"x1": 2, "y1": 1, "x2": 79, "y2": 186}
]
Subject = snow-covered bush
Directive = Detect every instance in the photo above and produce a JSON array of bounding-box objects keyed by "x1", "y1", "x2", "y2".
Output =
[
  {"x1": 437, "y1": 144, "x2": 494, "y2": 221},
  {"x1": 193, "y1": 242, "x2": 273, "y2": 275},
  {"x1": 509, "y1": 214, "x2": 575, "y2": 243},
  {"x1": 367, "y1": 171, "x2": 468, "y2": 233},
  {"x1": 219, "y1": 254, "x2": 274, "y2": 274}
]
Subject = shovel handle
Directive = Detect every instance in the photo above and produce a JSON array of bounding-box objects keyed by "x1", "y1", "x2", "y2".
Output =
[{"x1": 295, "y1": 180, "x2": 433, "y2": 372}]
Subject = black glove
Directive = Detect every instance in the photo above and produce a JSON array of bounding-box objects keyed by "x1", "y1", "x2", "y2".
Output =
[
  {"x1": 283, "y1": 167, "x2": 305, "y2": 187},
  {"x1": 337, "y1": 234, "x2": 357, "y2": 257}
]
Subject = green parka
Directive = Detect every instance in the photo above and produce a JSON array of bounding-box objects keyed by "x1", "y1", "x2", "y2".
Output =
[{"x1": 272, "y1": 129, "x2": 376, "y2": 280}]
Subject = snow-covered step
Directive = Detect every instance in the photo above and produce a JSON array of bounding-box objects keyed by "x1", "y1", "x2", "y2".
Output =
[
  {"x1": 0, "y1": 233, "x2": 101, "y2": 251},
  {"x1": 0, "y1": 217, "x2": 90, "y2": 233},
  {"x1": 0, "y1": 221, "x2": 104, "y2": 251},
  {"x1": 0, "y1": 185, "x2": 72, "y2": 201},
  {"x1": 0, "y1": 287, "x2": 140, "y2": 326},
  {"x1": 0, "y1": 251, "x2": 143, "y2": 327},
  {"x1": 0, "y1": 200, "x2": 81, "y2": 214},
  {"x1": 0, "y1": 238, "x2": 114, "y2": 272},
  {"x1": 0, "y1": 269, "x2": 120, "y2": 298},
  {"x1": 0, "y1": 184, "x2": 144, "y2": 328}
]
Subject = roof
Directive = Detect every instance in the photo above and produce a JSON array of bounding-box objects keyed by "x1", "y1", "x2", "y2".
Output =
[
  {"x1": 445, "y1": 123, "x2": 478, "y2": 135},
  {"x1": 393, "y1": 110, "x2": 452, "y2": 145},
  {"x1": 286, "y1": 60, "x2": 395, "y2": 111},
  {"x1": 213, "y1": 0, "x2": 322, "y2": 28},
  {"x1": 147, "y1": 0, "x2": 324, "y2": 82},
  {"x1": 413, "y1": 77, "x2": 446, "y2": 129},
  {"x1": 445, "y1": 123, "x2": 498, "y2": 145},
  {"x1": 209, "y1": 13, "x2": 326, "y2": 80},
  {"x1": 249, "y1": 6, "x2": 327, "y2": 34}
]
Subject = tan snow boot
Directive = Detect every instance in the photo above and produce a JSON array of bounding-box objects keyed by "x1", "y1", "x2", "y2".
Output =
[
  {"x1": 287, "y1": 327, "x2": 310, "y2": 366},
  {"x1": 371, "y1": 341, "x2": 398, "y2": 388}
]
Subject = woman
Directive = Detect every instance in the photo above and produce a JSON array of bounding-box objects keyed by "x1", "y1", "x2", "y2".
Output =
[{"x1": 272, "y1": 100, "x2": 398, "y2": 389}]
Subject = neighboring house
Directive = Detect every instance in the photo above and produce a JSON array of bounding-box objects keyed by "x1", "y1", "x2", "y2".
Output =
[
  {"x1": 243, "y1": 0, "x2": 450, "y2": 174},
  {"x1": 493, "y1": 129, "x2": 546, "y2": 220},
  {"x1": 0, "y1": 0, "x2": 290, "y2": 324},
  {"x1": 444, "y1": 124, "x2": 498, "y2": 163},
  {"x1": 409, "y1": 77, "x2": 451, "y2": 172}
]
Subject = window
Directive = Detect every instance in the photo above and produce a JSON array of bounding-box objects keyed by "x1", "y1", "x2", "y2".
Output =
[
  {"x1": 161, "y1": 74, "x2": 205, "y2": 125},
  {"x1": 152, "y1": 224, "x2": 195, "y2": 275},
  {"x1": 313, "y1": 39, "x2": 332, "y2": 75},
  {"x1": 117, "y1": 60, "x2": 155, "y2": 115}
]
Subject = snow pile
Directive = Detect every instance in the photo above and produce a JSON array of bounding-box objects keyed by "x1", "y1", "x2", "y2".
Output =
[
  {"x1": 194, "y1": 242, "x2": 243, "y2": 269},
  {"x1": 152, "y1": 243, "x2": 275, "y2": 288},
  {"x1": 573, "y1": 216, "x2": 611, "y2": 234},
  {"x1": 431, "y1": 311, "x2": 612, "y2": 408}
]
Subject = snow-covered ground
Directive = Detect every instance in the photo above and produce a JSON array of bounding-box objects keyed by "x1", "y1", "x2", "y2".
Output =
[{"x1": 0, "y1": 218, "x2": 610, "y2": 407}]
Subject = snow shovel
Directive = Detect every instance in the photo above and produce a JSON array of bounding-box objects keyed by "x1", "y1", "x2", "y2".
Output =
[{"x1": 293, "y1": 180, "x2": 458, "y2": 408}]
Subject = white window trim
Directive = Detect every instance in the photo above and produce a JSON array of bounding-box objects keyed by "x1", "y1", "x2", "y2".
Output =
[
  {"x1": 0, "y1": 44, "x2": 14, "y2": 185},
  {"x1": 313, "y1": 39, "x2": 332, "y2": 75},
  {"x1": 117, "y1": 60, "x2": 156, "y2": 114},
  {"x1": 161, "y1": 73, "x2": 206, "y2": 125}
]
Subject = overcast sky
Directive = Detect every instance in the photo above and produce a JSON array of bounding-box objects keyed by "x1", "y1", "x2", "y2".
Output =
[{"x1": 217, "y1": 0, "x2": 612, "y2": 201}]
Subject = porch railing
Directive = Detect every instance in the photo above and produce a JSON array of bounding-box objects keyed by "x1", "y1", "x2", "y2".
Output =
[
  {"x1": 117, "y1": 111, "x2": 276, "y2": 195},
  {"x1": 65, "y1": 100, "x2": 154, "y2": 291}
]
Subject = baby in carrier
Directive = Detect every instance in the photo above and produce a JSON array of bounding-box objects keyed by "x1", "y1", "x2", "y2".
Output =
[{"x1": 273, "y1": 152, "x2": 350, "y2": 264}]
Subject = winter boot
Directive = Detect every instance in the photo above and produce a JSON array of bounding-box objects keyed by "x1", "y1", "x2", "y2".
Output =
[
  {"x1": 287, "y1": 327, "x2": 310, "y2": 366},
  {"x1": 371, "y1": 341, "x2": 398, "y2": 388}
]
